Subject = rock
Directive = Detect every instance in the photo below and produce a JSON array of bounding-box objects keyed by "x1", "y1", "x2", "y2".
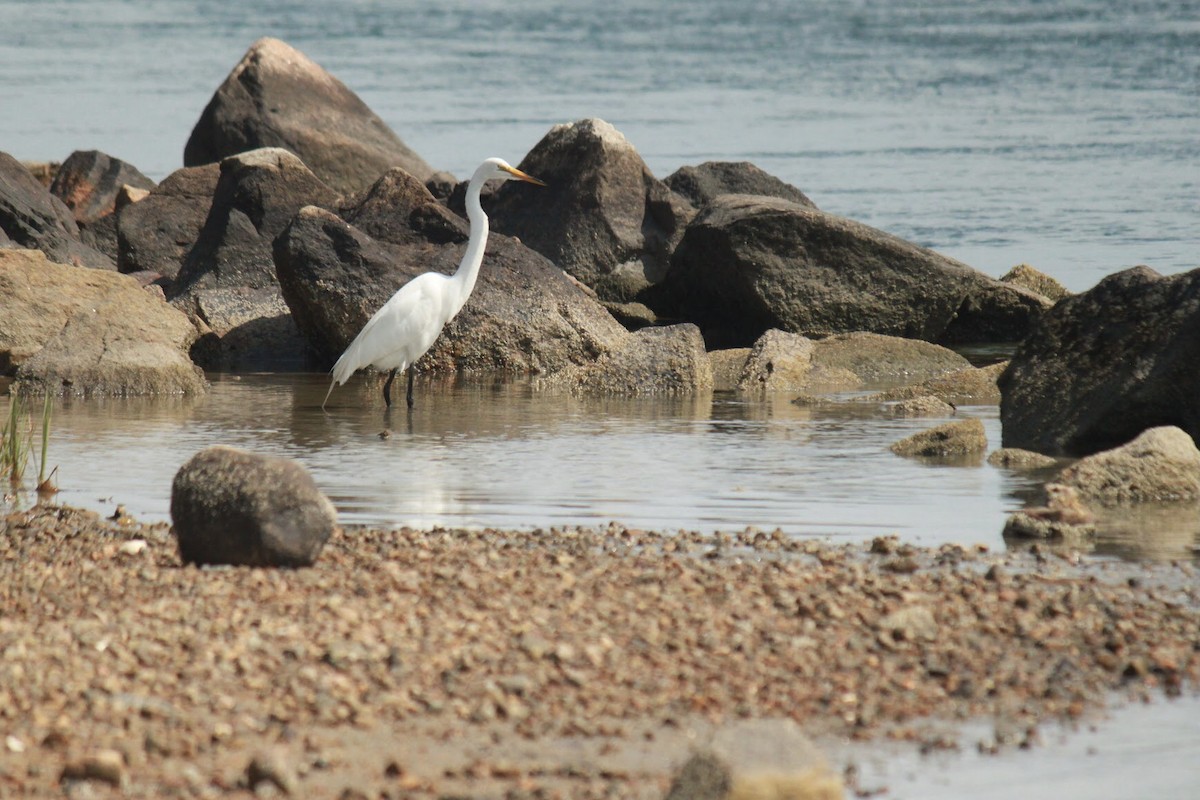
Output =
[
  {"x1": 878, "y1": 605, "x2": 939, "y2": 643},
  {"x1": 999, "y1": 263, "x2": 1070, "y2": 302},
  {"x1": 60, "y1": 749, "x2": 126, "y2": 788},
  {"x1": 884, "y1": 395, "x2": 957, "y2": 418},
  {"x1": 872, "y1": 361, "x2": 1006, "y2": 406},
  {"x1": 665, "y1": 719, "x2": 843, "y2": 800},
  {"x1": 1002, "y1": 484, "x2": 1097, "y2": 542},
  {"x1": 171, "y1": 446, "x2": 336, "y2": 567},
  {"x1": 664, "y1": 194, "x2": 1049, "y2": 348},
  {"x1": 488, "y1": 118, "x2": 696, "y2": 302},
  {"x1": 246, "y1": 748, "x2": 297, "y2": 795},
  {"x1": 999, "y1": 266, "x2": 1200, "y2": 456},
  {"x1": 709, "y1": 348, "x2": 751, "y2": 391},
  {"x1": 171, "y1": 147, "x2": 340, "y2": 298},
  {"x1": 987, "y1": 448, "x2": 1059, "y2": 470},
  {"x1": 1, "y1": 250, "x2": 207, "y2": 395},
  {"x1": 274, "y1": 171, "x2": 628, "y2": 377},
  {"x1": 736, "y1": 330, "x2": 969, "y2": 394},
  {"x1": 49, "y1": 150, "x2": 156, "y2": 225},
  {"x1": 890, "y1": 418, "x2": 987, "y2": 459},
  {"x1": 663, "y1": 160, "x2": 817, "y2": 209},
  {"x1": 1053, "y1": 426, "x2": 1200, "y2": 506},
  {"x1": 602, "y1": 300, "x2": 658, "y2": 330},
  {"x1": 187, "y1": 286, "x2": 312, "y2": 371},
  {"x1": 810, "y1": 332, "x2": 970, "y2": 385},
  {"x1": 116, "y1": 163, "x2": 220, "y2": 281},
  {"x1": 184, "y1": 37, "x2": 433, "y2": 194},
  {"x1": 49, "y1": 151, "x2": 156, "y2": 262},
  {"x1": 543, "y1": 324, "x2": 712, "y2": 394},
  {"x1": 0, "y1": 151, "x2": 114, "y2": 269},
  {"x1": 736, "y1": 329, "x2": 817, "y2": 393}
]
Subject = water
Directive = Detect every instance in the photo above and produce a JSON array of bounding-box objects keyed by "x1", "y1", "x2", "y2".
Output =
[
  {"x1": 4, "y1": 374, "x2": 1199, "y2": 562},
  {"x1": 1, "y1": 1, "x2": 1197, "y2": 291}
]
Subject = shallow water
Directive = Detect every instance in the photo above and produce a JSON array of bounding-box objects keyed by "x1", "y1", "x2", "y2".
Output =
[{"x1": 4, "y1": 374, "x2": 1199, "y2": 562}]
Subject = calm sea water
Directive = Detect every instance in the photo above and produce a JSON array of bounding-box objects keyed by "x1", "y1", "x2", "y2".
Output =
[{"x1": 2, "y1": 0, "x2": 1197, "y2": 291}]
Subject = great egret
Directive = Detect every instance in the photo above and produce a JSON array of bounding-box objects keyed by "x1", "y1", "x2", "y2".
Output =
[{"x1": 322, "y1": 157, "x2": 545, "y2": 410}]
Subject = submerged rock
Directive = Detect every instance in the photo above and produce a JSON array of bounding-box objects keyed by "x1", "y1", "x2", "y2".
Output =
[
  {"x1": 543, "y1": 323, "x2": 712, "y2": 394},
  {"x1": 171, "y1": 446, "x2": 336, "y2": 567},
  {"x1": 890, "y1": 418, "x2": 987, "y2": 459}
]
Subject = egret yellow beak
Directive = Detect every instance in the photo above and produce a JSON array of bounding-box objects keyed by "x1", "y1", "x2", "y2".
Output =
[{"x1": 501, "y1": 164, "x2": 546, "y2": 186}]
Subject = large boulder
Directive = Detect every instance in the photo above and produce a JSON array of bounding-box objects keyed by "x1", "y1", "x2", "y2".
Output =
[
  {"x1": 166, "y1": 149, "x2": 339, "y2": 369},
  {"x1": 171, "y1": 148, "x2": 340, "y2": 298},
  {"x1": 0, "y1": 152, "x2": 114, "y2": 270},
  {"x1": 663, "y1": 161, "x2": 816, "y2": 209},
  {"x1": 543, "y1": 324, "x2": 713, "y2": 394},
  {"x1": 999, "y1": 266, "x2": 1200, "y2": 457},
  {"x1": 116, "y1": 164, "x2": 220, "y2": 281},
  {"x1": 274, "y1": 168, "x2": 629, "y2": 376},
  {"x1": 49, "y1": 150, "x2": 156, "y2": 261},
  {"x1": 664, "y1": 194, "x2": 1049, "y2": 348},
  {"x1": 184, "y1": 37, "x2": 433, "y2": 195},
  {"x1": 488, "y1": 118, "x2": 696, "y2": 302},
  {"x1": 0, "y1": 250, "x2": 206, "y2": 395},
  {"x1": 171, "y1": 446, "x2": 336, "y2": 567}
]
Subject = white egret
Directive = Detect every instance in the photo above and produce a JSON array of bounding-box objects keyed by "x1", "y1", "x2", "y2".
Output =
[{"x1": 322, "y1": 157, "x2": 545, "y2": 410}]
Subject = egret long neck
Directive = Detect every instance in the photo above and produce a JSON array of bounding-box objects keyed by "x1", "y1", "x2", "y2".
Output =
[{"x1": 450, "y1": 168, "x2": 491, "y2": 316}]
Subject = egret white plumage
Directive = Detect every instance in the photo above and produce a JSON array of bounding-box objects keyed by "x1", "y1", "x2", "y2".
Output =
[{"x1": 322, "y1": 157, "x2": 545, "y2": 410}]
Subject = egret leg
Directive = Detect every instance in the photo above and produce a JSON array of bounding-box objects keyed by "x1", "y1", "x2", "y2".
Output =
[
  {"x1": 382, "y1": 368, "x2": 399, "y2": 408},
  {"x1": 406, "y1": 370, "x2": 415, "y2": 409}
]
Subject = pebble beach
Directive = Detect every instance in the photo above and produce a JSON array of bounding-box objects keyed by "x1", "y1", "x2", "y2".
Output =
[{"x1": 2, "y1": 503, "x2": 1197, "y2": 798}]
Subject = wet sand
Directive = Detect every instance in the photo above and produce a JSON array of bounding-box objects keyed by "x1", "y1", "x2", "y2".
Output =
[{"x1": 1, "y1": 504, "x2": 1197, "y2": 798}]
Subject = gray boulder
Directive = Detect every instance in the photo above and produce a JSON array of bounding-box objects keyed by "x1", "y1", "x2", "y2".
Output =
[
  {"x1": 184, "y1": 37, "x2": 433, "y2": 194},
  {"x1": 999, "y1": 266, "x2": 1200, "y2": 456},
  {"x1": 116, "y1": 163, "x2": 220, "y2": 280},
  {"x1": 543, "y1": 324, "x2": 712, "y2": 395},
  {"x1": 171, "y1": 148, "x2": 340, "y2": 298},
  {"x1": 166, "y1": 149, "x2": 339, "y2": 369},
  {"x1": 488, "y1": 118, "x2": 696, "y2": 302},
  {"x1": 171, "y1": 446, "x2": 336, "y2": 567},
  {"x1": 664, "y1": 194, "x2": 1049, "y2": 348},
  {"x1": 0, "y1": 151, "x2": 114, "y2": 269},
  {"x1": 49, "y1": 150, "x2": 156, "y2": 261},
  {"x1": 872, "y1": 361, "x2": 1007, "y2": 406},
  {"x1": 1, "y1": 250, "x2": 206, "y2": 395},
  {"x1": 1053, "y1": 426, "x2": 1200, "y2": 506},
  {"x1": 663, "y1": 161, "x2": 816, "y2": 209},
  {"x1": 274, "y1": 169, "x2": 629, "y2": 376}
]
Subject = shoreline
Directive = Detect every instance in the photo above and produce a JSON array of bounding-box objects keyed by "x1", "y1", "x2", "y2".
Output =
[{"x1": 2, "y1": 503, "x2": 1198, "y2": 798}]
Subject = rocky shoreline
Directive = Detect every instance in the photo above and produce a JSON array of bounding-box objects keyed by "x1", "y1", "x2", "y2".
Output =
[{"x1": 1, "y1": 503, "x2": 1196, "y2": 798}]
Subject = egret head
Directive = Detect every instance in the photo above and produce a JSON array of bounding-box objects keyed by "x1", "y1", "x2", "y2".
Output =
[{"x1": 482, "y1": 157, "x2": 546, "y2": 186}]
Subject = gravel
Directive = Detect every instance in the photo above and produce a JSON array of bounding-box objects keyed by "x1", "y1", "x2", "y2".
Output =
[{"x1": 1, "y1": 504, "x2": 1197, "y2": 798}]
